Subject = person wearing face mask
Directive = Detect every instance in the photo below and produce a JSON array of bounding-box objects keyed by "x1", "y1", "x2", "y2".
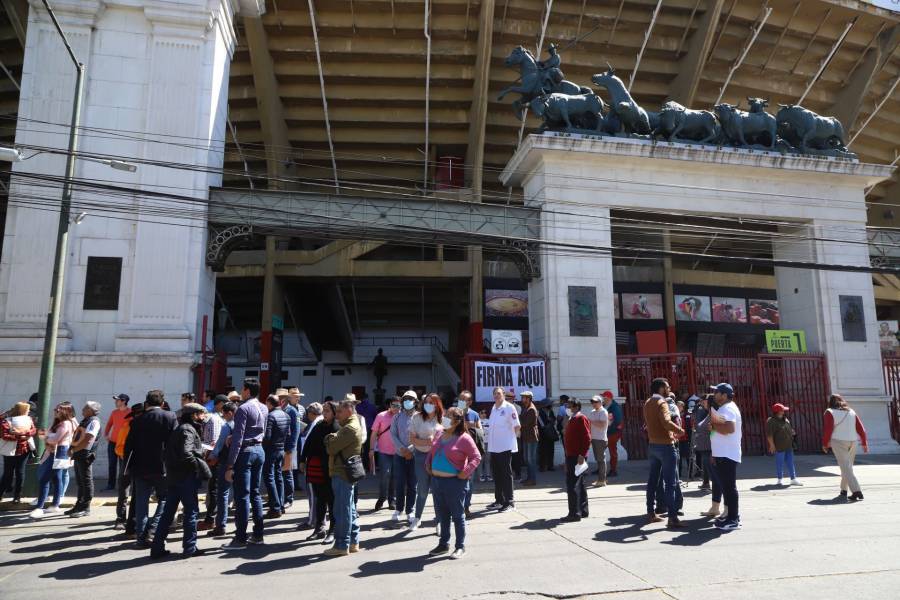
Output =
[
  {"x1": 150, "y1": 403, "x2": 213, "y2": 559},
  {"x1": 390, "y1": 390, "x2": 419, "y2": 524},
  {"x1": 486, "y1": 386, "x2": 521, "y2": 513},
  {"x1": 408, "y1": 392, "x2": 444, "y2": 531},
  {"x1": 425, "y1": 407, "x2": 481, "y2": 559},
  {"x1": 458, "y1": 391, "x2": 483, "y2": 517},
  {"x1": 562, "y1": 398, "x2": 591, "y2": 522},
  {"x1": 370, "y1": 397, "x2": 400, "y2": 512}
]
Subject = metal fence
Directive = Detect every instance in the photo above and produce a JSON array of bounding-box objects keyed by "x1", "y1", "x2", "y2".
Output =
[
  {"x1": 617, "y1": 352, "x2": 831, "y2": 459},
  {"x1": 882, "y1": 358, "x2": 900, "y2": 445}
]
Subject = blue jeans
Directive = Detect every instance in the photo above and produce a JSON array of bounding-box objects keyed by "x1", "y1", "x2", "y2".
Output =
[
  {"x1": 264, "y1": 448, "x2": 285, "y2": 513},
  {"x1": 377, "y1": 451, "x2": 394, "y2": 504},
  {"x1": 215, "y1": 462, "x2": 232, "y2": 529},
  {"x1": 35, "y1": 457, "x2": 67, "y2": 508},
  {"x1": 331, "y1": 476, "x2": 359, "y2": 550},
  {"x1": 392, "y1": 454, "x2": 416, "y2": 515},
  {"x1": 233, "y1": 445, "x2": 265, "y2": 541},
  {"x1": 647, "y1": 443, "x2": 679, "y2": 515},
  {"x1": 106, "y1": 441, "x2": 118, "y2": 487},
  {"x1": 413, "y1": 449, "x2": 432, "y2": 519},
  {"x1": 523, "y1": 441, "x2": 538, "y2": 482},
  {"x1": 133, "y1": 475, "x2": 167, "y2": 543},
  {"x1": 432, "y1": 476, "x2": 467, "y2": 549},
  {"x1": 775, "y1": 449, "x2": 797, "y2": 480},
  {"x1": 151, "y1": 476, "x2": 201, "y2": 554}
]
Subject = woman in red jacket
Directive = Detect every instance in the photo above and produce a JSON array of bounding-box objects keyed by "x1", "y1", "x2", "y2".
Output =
[{"x1": 562, "y1": 398, "x2": 592, "y2": 522}]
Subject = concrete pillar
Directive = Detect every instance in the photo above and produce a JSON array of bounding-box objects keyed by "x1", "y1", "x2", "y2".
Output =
[{"x1": 260, "y1": 236, "x2": 284, "y2": 394}]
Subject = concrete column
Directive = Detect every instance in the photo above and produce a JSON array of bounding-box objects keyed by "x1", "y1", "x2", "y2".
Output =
[
  {"x1": 663, "y1": 229, "x2": 676, "y2": 352},
  {"x1": 260, "y1": 236, "x2": 284, "y2": 394}
]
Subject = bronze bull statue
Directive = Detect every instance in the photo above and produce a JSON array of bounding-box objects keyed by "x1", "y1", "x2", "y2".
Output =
[
  {"x1": 530, "y1": 92, "x2": 607, "y2": 132},
  {"x1": 652, "y1": 101, "x2": 720, "y2": 144},
  {"x1": 776, "y1": 104, "x2": 848, "y2": 153},
  {"x1": 714, "y1": 102, "x2": 777, "y2": 149}
]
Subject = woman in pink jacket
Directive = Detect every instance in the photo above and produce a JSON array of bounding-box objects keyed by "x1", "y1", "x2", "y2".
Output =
[{"x1": 425, "y1": 406, "x2": 481, "y2": 560}]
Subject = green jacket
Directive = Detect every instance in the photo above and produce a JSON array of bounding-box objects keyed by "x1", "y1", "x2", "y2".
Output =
[{"x1": 324, "y1": 414, "x2": 364, "y2": 481}]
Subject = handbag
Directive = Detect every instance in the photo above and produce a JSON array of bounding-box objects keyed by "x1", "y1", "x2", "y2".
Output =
[
  {"x1": 0, "y1": 438, "x2": 16, "y2": 457},
  {"x1": 341, "y1": 448, "x2": 366, "y2": 484},
  {"x1": 52, "y1": 445, "x2": 73, "y2": 470}
]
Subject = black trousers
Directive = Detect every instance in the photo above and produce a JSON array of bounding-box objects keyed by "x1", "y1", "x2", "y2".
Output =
[
  {"x1": 312, "y1": 480, "x2": 334, "y2": 533},
  {"x1": 73, "y1": 453, "x2": 95, "y2": 510},
  {"x1": 565, "y1": 456, "x2": 588, "y2": 518},
  {"x1": 538, "y1": 438, "x2": 555, "y2": 471},
  {"x1": 714, "y1": 457, "x2": 739, "y2": 520},
  {"x1": 489, "y1": 451, "x2": 514, "y2": 506},
  {"x1": 205, "y1": 470, "x2": 218, "y2": 522},
  {"x1": 0, "y1": 454, "x2": 28, "y2": 500}
]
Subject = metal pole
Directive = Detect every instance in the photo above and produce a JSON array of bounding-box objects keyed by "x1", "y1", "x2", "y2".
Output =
[{"x1": 35, "y1": 0, "x2": 85, "y2": 457}]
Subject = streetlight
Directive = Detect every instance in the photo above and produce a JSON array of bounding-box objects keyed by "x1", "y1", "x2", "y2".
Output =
[{"x1": 0, "y1": 146, "x2": 21, "y2": 162}]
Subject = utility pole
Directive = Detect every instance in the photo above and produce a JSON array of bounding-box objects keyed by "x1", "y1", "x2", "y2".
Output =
[{"x1": 34, "y1": 0, "x2": 85, "y2": 457}]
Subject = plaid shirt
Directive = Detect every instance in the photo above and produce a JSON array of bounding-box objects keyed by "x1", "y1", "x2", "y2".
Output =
[{"x1": 201, "y1": 412, "x2": 225, "y2": 452}]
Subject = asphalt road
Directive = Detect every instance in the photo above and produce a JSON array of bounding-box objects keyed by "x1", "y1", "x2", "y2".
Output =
[{"x1": 1, "y1": 453, "x2": 899, "y2": 599}]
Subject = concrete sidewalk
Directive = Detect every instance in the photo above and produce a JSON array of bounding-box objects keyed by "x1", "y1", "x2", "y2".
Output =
[{"x1": 1, "y1": 454, "x2": 899, "y2": 599}]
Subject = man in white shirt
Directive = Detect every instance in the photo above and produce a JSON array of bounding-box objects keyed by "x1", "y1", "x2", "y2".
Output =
[
  {"x1": 710, "y1": 382, "x2": 742, "y2": 531},
  {"x1": 587, "y1": 396, "x2": 609, "y2": 487},
  {"x1": 486, "y1": 387, "x2": 520, "y2": 513}
]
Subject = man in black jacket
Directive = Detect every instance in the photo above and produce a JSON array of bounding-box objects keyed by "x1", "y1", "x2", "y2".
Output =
[
  {"x1": 263, "y1": 394, "x2": 291, "y2": 519},
  {"x1": 150, "y1": 403, "x2": 212, "y2": 559},
  {"x1": 125, "y1": 389, "x2": 177, "y2": 548}
]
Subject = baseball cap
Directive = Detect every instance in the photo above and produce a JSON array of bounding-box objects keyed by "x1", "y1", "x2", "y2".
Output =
[
  {"x1": 113, "y1": 393, "x2": 130, "y2": 403},
  {"x1": 772, "y1": 403, "x2": 789, "y2": 413},
  {"x1": 714, "y1": 383, "x2": 734, "y2": 397},
  {"x1": 402, "y1": 390, "x2": 418, "y2": 400},
  {"x1": 601, "y1": 390, "x2": 614, "y2": 400}
]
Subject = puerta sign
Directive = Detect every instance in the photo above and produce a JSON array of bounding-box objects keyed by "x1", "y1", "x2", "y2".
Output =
[
  {"x1": 474, "y1": 359, "x2": 547, "y2": 402},
  {"x1": 765, "y1": 330, "x2": 807, "y2": 353}
]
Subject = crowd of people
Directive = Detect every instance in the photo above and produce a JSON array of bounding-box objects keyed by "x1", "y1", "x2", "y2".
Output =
[{"x1": 0, "y1": 379, "x2": 872, "y2": 558}]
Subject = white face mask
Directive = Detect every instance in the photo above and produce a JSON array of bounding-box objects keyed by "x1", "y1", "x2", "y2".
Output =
[
  {"x1": 441, "y1": 417, "x2": 452, "y2": 429},
  {"x1": 456, "y1": 400, "x2": 467, "y2": 410},
  {"x1": 423, "y1": 403, "x2": 435, "y2": 415},
  {"x1": 565, "y1": 408, "x2": 574, "y2": 418},
  {"x1": 403, "y1": 400, "x2": 414, "y2": 411}
]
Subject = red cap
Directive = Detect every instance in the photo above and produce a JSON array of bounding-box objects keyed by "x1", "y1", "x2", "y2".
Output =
[
  {"x1": 601, "y1": 390, "x2": 614, "y2": 400},
  {"x1": 772, "y1": 403, "x2": 789, "y2": 413}
]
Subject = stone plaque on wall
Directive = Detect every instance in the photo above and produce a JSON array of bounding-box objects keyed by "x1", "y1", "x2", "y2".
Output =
[
  {"x1": 568, "y1": 286, "x2": 598, "y2": 337},
  {"x1": 839, "y1": 295, "x2": 866, "y2": 342}
]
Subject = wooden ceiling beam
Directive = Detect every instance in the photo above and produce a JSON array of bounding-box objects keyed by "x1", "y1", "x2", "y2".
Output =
[
  {"x1": 669, "y1": 0, "x2": 725, "y2": 105},
  {"x1": 465, "y1": 0, "x2": 495, "y2": 198},
  {"x1": 829, "y1": 25, "x2": 900, "y2": 130}
]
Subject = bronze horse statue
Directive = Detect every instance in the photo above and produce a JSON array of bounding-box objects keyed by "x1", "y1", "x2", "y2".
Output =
[{"x1": 498, "y1": 45, "x2": 590, "y2": 115}]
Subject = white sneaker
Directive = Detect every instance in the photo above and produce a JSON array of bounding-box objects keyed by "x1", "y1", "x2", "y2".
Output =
[
  {"x1": 450, "y1": 548, "x2": 465, "y2": 560},
  {"x1": 407, "y1": 517, "x2": 420, "y2": 531},
  {"x1": 391, "y1": 510, "x2": 401, "y2": 522},
  {"x1": 29, "y1": 499, "x2": 40, "y2": 508},
  {"x1": 776, "y1": 479, "x2": 783, "y2": 486},
  {"x1": 44, "y1": 506, "x2": 61, "y2": 514},
  {"x1": 29, "y1": 508, "x2": 45, "y2": 518},
  {"x1": 790, "y1": 478, "x2": 803, "y2": 486}
]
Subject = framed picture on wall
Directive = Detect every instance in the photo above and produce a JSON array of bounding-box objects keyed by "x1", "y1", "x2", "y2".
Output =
[
  {"x1": 485, "y1": 289, "x2": 528, "y2": 318},
  {"x1": 712, "y1": 297, "x2": 747, "y2": 323},
  {"x1": 621, "y1": 293, "x2": 663, "y2": 320},
  {"x1": 840, "y1": 295, "x2": 866, "y2": 342},
  {"x1": 674, "y1": 295, "x2": 711, "y2": 322},
  {"x1": 749, "y1": 299, "x2": 779, "y2": 325}
]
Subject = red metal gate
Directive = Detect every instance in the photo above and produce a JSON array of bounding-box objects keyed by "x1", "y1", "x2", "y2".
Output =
[
  {"x1": 616, "y1": 353, "x2": 694, "y2": 459},
  {"x1": 883, "y1": 358, "x2": 900, "y2": 444},
  {"x1": 757, "y1": 355, "x2": 829, "y2": 453},
  {"x1": 617, "y1": 352, "x2": 830, "y2": 458}
]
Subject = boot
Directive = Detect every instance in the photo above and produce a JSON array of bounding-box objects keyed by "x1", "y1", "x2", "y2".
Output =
[{"x1": 701, "y1": 502, "x2": 721, "y2": 517}]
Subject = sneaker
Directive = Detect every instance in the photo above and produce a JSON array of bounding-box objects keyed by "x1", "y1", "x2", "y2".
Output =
[
  {"x1": 498, "y1": 504, "x2": 513, "y2": 513},
  {"x1": 715, "y1": 519, "x2": 741, "y2": 531},
  {"x1": 64, "y1": 505, "x2": 79, "y2": 515},
  {"x1": 222, "y1": 538, "x2": 248, "y2": 550},
  {"x1": 391, "y1": 510, "x2": 401, "y2": 522},
  {"x1": 479, "y1": 475, "x2": 486, "y2": 482},
  {"x1": 113, "y1": 520, "x2": 125, "y2": 531},
  {"x1": 428, "y1": 543, "x2": 450, "y2": 556},
  {"x1": 149, "y1": 549, "x2": 172, "y2": 560},
  {"x1": 450, "y1": 548, "x2": 466, "y2": 560},
  {"x1": 29, "y1": 508, "x2": 45, "y2": 519},
  {"x1": 264, "y1": 510, "x2": 282, "y2": 520},
  {"x1": 561, "y1": 514, "x2": 581, "y2": 523},
  {"x1": 349, "y1": 544, "x2": 361, "y2": 553},
  {"x1": 776, "y1": 479, "x2": 783, "y2": 486},
  {"x1": 485, "y1": 502, "x2": 502, "y2": 510},
  {"x1": 44, "y1": 506, "x2": 61, "y2": 514},
  {"x1": 207, "y1": 527, "x2": 226, "y2": 537},
  {"x1": 323, "y1": 533, "x2": 335, "y2": 545},
  {"x1": 849, "y1": 491, "x2": 864, "y2": 502},
  {"x1": 69, "y1": 510, "x2": 89, "y2": 518},
  {"x1": 248, "y1": 535, "x2": 264, "y2": 545},
  {"x1": 323, "y1": 546, "x2": 349, "y2": 557},
  {"x1": 407, "y1": 517, "x2": 420, "y2": 531},
  {"x1": 790, "y1": 479, "x2": 803, "y2": 486},
  {"x1": 646, "y1": 512, "x2": 663, "y2": 524},
  {"x1": 594, "y1": 480, "x2": 607, "y2": 487}
]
